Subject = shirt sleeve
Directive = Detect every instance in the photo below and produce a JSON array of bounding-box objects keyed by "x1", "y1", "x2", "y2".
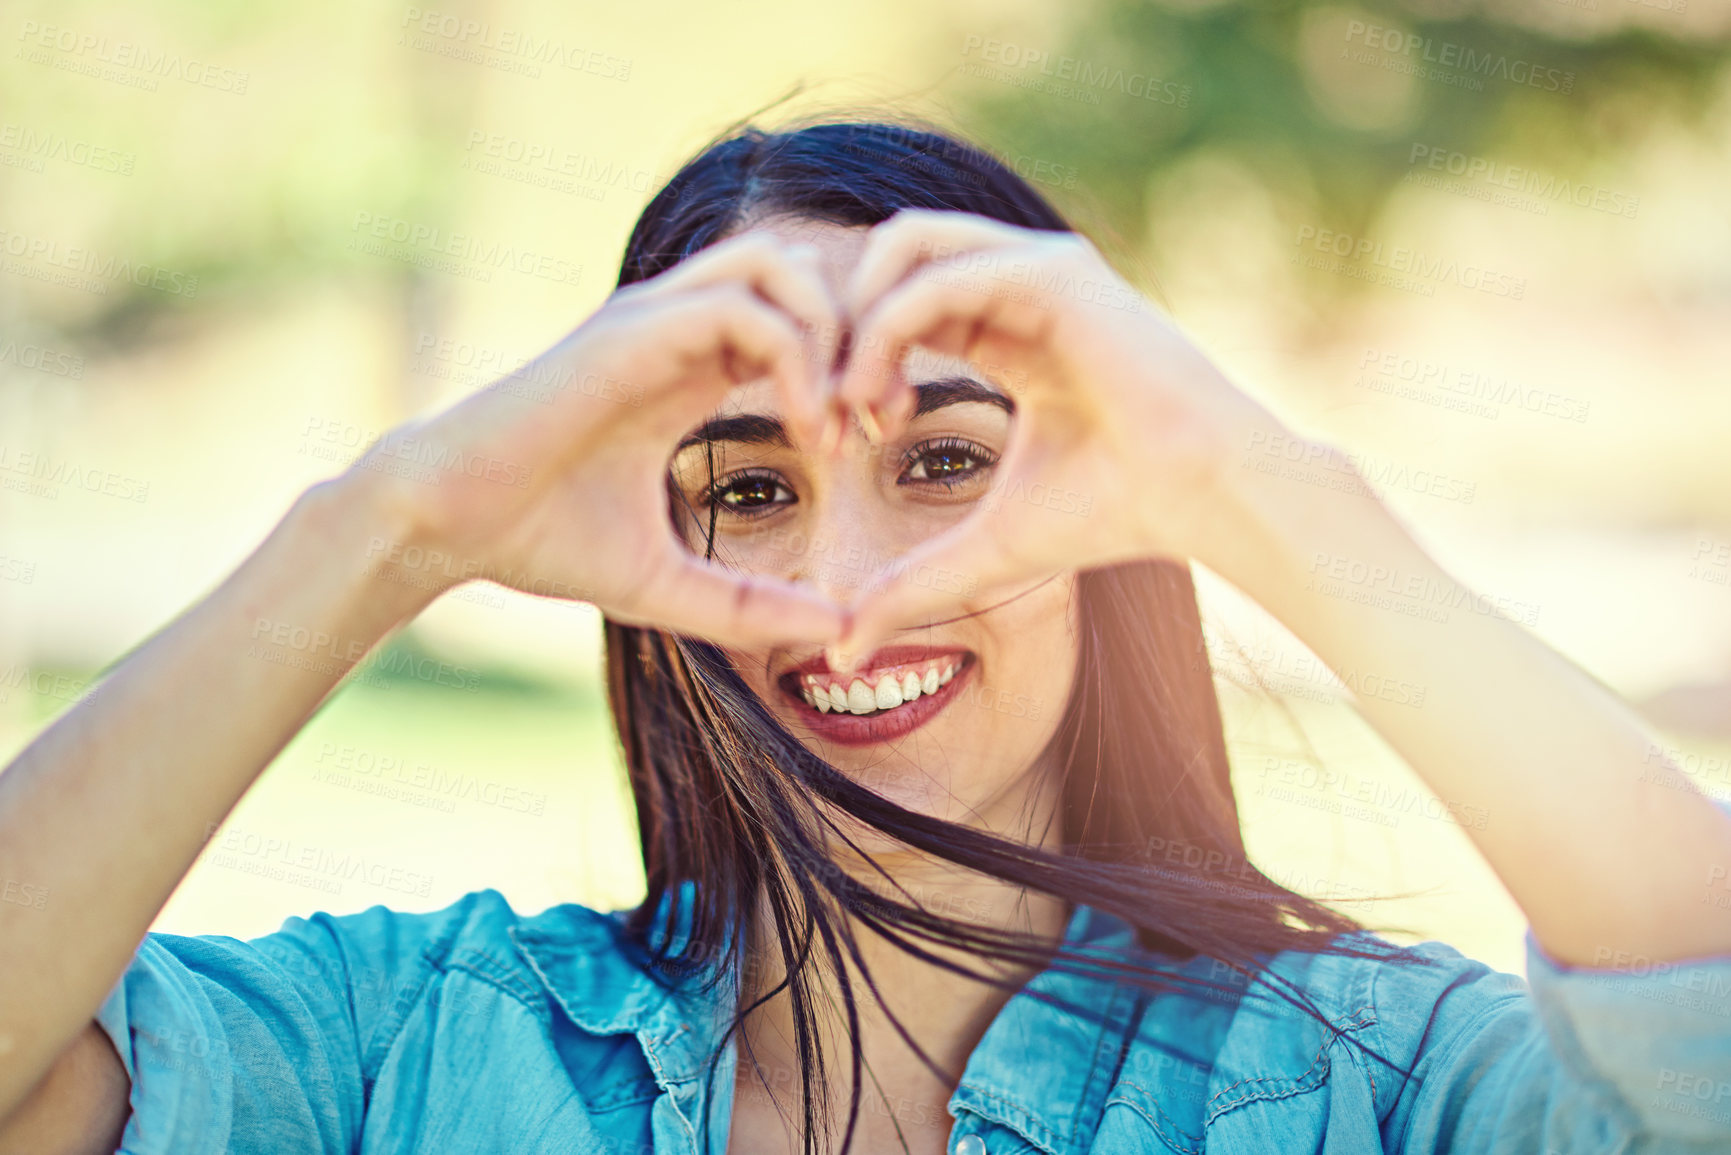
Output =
[
  {"x1": 93, "y1": 890, "x2": 508, "y2": 1155},
  {"x1": 1377, "y1": 933, "x2": 1731, "y2": 1153}
]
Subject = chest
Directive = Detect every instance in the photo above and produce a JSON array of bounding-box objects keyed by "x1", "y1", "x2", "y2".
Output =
[
  {"x1": 724, "y1": 1064, "x2": 956, "y2": 1155},
  {"x1": 344, "y1": 970, "x2": 1383, "y2": 1155}
]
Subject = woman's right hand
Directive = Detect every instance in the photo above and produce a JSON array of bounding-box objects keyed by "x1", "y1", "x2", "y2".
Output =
[{"x1": 351, "y1": 230, "x2": 851, "y2": 647}]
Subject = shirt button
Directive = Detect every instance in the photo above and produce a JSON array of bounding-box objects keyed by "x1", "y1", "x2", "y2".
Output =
[{"x1": 955, "y1": 1136, "x2": 987, "y2": 1155}]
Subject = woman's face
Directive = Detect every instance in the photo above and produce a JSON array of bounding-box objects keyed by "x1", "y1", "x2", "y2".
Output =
[{"x1": 667, "y1": 217, "x2": 1082, "y2": 833}]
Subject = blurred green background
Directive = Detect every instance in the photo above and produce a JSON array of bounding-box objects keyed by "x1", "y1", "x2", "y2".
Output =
[{"x1": 3, "y1": 0, "x2": 1730, "y2": 978}]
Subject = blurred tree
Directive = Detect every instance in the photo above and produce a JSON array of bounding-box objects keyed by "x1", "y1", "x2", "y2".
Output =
[{"x1": 946, "y1": 0, "x2": 1730, "y2": 252}]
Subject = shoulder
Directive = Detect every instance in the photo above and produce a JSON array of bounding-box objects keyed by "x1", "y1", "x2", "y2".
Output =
[
  {"x1": 1261, "y1": 932, "x2": 1527, "y2": 1036},
  {"x1": 1233, "y1": 932, "x2": 1530, "y2": 1066},
  {"x1": 1199, "y1": 934, "x2": 1532, "y2": 1122},
  {"x1": 126, "y1": 888, "x2": 650, "y2": 1036},
  {"x1": 257, "y1": 887, "x2": 642, "y2": 997},
  {"x1": 1125, "y1": 934, "x2": 1529, "y2": 1118}
]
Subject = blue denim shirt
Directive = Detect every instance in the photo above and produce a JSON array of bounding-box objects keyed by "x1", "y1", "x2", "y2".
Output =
[{"x1": 96, "y1": 885, "x2": 1731, "y2": 1153}]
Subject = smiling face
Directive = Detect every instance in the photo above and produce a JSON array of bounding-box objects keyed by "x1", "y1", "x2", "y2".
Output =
[{"x1": 666, "y1": 218, "x2": 1083, "y2": 839}]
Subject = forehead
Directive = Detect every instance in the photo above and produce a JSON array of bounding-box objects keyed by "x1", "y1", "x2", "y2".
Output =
[{"x1": 734, "y1": 215, "x2": 870, "y2": 290}]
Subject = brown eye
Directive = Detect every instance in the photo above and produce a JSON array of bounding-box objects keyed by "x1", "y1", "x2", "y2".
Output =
[
  {"x1": 902, "y1": 438, "x2": 997, "y2": 486},
  {"x1": 707, "y1": 470, "x2": 793, "y2": 516}
]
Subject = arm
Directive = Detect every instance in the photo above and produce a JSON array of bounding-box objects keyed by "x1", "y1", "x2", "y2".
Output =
[
  {"x1": 0, "y1": 475, "x2": 432, "y2": 1125},
  {"x1": 1204, "y1": 450, "x2": 1731, "y2": 967},
  {"x1": 0, "y1": 230, "x2": 849, "y2": 1129},
  {"x1": 829, "y1": 207, "x2": 1731, "y2": 970},
  {"x1": 0, "y1": 1024, "x2": 130, "y2": 1155}
]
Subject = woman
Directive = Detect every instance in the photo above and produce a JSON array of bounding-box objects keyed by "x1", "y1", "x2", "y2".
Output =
[{"x1": 1, "y1": 119, "x2": 1728, "y2": 1155}]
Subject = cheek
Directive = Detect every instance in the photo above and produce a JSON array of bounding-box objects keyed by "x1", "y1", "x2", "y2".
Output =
[
  {"x1": 961, "y1": 579, "x2": 1080, "y2": 731},
  {"x1": 720, "y1": 647, "x2": 781, "y2": 705}
]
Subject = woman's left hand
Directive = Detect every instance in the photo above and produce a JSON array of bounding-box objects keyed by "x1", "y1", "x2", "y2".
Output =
[{"x1": 829, "y1": 209, "x2": 1298, "y2": 662}]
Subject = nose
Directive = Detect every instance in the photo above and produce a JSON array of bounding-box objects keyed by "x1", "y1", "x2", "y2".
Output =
[{"x1": 782, "y1": 452, "x2": 920, "y2": 608}]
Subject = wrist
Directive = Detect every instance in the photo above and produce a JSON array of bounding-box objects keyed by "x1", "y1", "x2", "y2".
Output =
[{"x1": 278, "y1": 470, "x2": 450, "y2": 632}]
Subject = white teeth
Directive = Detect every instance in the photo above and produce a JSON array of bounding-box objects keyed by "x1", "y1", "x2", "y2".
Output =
[
  {"x1": 801, "y1": 659, "x2": 965, "y2": 718},
  {"x1": 846, "y1": 679, "x2": 876, "y2": 714},
  {"x1": 874, "y1": 674, "x2": 903, "y2": 710}
]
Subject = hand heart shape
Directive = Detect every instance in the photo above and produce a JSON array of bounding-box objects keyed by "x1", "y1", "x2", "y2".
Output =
[{"x1": 821, "y1": 209, "x2": 1294, "y2": 670}]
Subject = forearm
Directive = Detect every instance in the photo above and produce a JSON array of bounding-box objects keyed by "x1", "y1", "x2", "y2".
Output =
[
  {"x1": 1203, "y1": 442, "x2": 1731, "y2": 968},
  {"x1": 0, "y1": 473, "x2": 437, "y2": 1117}
]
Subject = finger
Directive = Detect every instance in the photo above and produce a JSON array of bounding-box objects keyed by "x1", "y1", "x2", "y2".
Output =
[
  {"x1": 651, "y1": 234, "x2": 841, "y2": 446},
  {"x1": 835, "y1": 261, "x2": 1051, "y2": 442},
  {"x1": 845, "y1": 209, "x2": 1035, "y2": 320},
  {"x1": 640, "y1": 283, "x2": 813, "y2": 439},
  {"x1": 621, "y1": 546, "x2": 850, "y2": 648}
]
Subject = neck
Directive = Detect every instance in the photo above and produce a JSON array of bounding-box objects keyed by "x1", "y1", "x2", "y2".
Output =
[{"x1": 732, "y1": 825, "x2": 1070, "y2": 1147}]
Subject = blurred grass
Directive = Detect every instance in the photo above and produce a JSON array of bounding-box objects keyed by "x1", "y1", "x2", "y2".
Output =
[{"x1": 6, "y1": 638, "x2": 1727, "y2": 977}]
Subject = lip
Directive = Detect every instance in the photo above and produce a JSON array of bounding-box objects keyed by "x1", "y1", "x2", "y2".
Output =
[{"x1": 777, "y1": 647, "x2": 976, "y2": 748}]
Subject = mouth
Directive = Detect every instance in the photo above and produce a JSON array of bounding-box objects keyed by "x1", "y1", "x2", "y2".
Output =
[{"x1": 777, "y1": 645, "x2": 977, "y2": 748}]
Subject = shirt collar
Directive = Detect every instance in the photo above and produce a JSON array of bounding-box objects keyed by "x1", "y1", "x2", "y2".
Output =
[
  {"x1": 508, "y1": 883, "x2": 735, "y2": 1082},
  {"x1": 509, "y1": 885, "x2": 1153, "y2": 1155},
  {"x1": 947, "y1": 902, "x2": 1150, "y2": 1155}
]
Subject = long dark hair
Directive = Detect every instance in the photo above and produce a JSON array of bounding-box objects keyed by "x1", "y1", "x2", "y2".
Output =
[{"x1": 602, "y1": 117, "x2": 1405, "y2": 1154}]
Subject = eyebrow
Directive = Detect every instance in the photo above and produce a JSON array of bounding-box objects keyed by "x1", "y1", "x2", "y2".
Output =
[{"x1": 673, "y1": 376, "x2": 1014, "y2": 454}]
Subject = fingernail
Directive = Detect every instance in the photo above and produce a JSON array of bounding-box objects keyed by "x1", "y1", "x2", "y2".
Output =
[{"x1": 857, "y1": 404, "x2": 883, "y2": 445}]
